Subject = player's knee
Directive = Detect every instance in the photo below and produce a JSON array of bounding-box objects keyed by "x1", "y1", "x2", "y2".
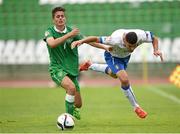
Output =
[
  {"x1": 120, "y1": 77, "x2": 129, "y2": 85},
  {"x1": 108, "y1": 70, "x2": 118, "y2": 79},
  {"x1": 109, "y1": 73, "x2": 118, "y2": 79},
  {"x1": 67, "y1": 85, "x2": 76, "y2": 95}
]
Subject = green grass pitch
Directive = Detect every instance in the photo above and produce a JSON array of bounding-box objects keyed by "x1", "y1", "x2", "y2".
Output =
[{"x1": 0, "y1": 84, "x2": 180, "y2": 133}]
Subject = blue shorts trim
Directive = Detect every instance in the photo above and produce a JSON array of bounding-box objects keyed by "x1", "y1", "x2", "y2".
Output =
[{"x1": 104, "y1": 51, "x2": 130, "y2": 74}]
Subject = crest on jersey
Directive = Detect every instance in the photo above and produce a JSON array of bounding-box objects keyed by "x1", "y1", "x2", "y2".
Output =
[
  {"x1": 45, "y1": 31, "x2": 50, "y2": 37},
  {"x1": 115, "y1": 65, "x2": 119, "y2": 69},
  {"x1": 58, "y1": 72, "x2": 63, "y2": 77}
]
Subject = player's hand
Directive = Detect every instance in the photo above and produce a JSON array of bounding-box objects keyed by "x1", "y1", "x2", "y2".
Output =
[
  {"x1": 71, "y1": 40, "x2": 82, "y2": 49},
  {"x1": 153, "y1": 50, "x2": 164, "y2": 62},
  {"x1": 68, "y1": 28, "x2": 80, "y2": 38}
]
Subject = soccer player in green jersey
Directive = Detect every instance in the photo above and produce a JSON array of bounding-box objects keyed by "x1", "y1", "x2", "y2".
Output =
[{"x1": 43, "y1": 7, "x2": 83, "y2": 120}]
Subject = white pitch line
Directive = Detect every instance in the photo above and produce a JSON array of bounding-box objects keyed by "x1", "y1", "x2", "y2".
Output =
[{"x1": 147, "y1": 86, "x2": 180, "y2": 105}]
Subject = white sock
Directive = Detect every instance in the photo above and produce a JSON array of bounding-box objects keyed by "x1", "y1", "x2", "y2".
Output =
[
  {"x1": 89, "y1": 63, "x2": 108, "y2": 74},
  {"x1": 121, "y1": 85, "x2": 139, "y2": 109},
  {"x1": 65, "y1": 94, "x2": 75, "y2": 103}
]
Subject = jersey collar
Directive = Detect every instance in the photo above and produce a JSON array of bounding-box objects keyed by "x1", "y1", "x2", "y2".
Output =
[{"x1": 54, "y1": 26, "x2": 67, "y2": 33}]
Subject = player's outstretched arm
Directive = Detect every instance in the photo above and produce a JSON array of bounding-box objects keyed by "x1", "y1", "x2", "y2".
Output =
[
  {"x1": 71, "y1": 40, "x2": 82, "y2": 49},
  {"x1": 152, "y1": 36, "x2": 164, "y2": 62},
  {"x1": 71, "y1": 36, "x2": 99, "y2": 49},
  {"x1": 89, "y1": 42, "x2": 113, "y2": 52}
]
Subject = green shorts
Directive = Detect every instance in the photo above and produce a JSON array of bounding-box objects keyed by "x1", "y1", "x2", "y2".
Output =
[{"x1": 48, "y1": 67, "x2": 80, "y2": 92}]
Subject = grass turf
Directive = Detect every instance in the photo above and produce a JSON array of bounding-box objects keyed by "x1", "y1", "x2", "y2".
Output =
[{"x1": 0, "y1": 84, "x2": 180, "y2": 133}]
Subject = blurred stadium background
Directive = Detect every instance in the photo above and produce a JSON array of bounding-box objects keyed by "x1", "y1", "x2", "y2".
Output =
[{"x1": 0, "y1": 0, "x2": 179, "y2": 86}]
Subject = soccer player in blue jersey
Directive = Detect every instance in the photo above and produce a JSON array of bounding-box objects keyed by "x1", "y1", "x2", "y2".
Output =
[{"x1": 72, "y1": 29, "x2": 163, "y2": 119}]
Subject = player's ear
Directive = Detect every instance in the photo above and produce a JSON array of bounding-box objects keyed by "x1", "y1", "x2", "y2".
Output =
[
  {"x1": 123, "y1": 33, "x2": 126, "y2": 39},
  {"x1": 123, "y1": 33, "x2": 126, "y2": 40},
  {"x1": 123, "y1": 33, "x2": 127, "y2": 44}
]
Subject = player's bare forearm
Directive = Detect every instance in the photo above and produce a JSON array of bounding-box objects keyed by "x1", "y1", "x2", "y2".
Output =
[
  {"x1": 47, "y1": 28, "x2": 79, "y2": 48},
  {"x1": 47, "y1": 35, "x2": 70, "y2": 48},
  {"x1": 152, "y1": 36, "x2": 164, "y2": 62},
  {"x1": 89, "y1": 42, "x2": 112, "y2": 52},
  {"x1": 80, "y1": 36, "x2": 99, "y2": 44},
  {"x1": 152, "y1": 36, "x2": 159, "y2": 52},
  {"x1": 89, "y1": 42, "x2": 105, "y2": 49},
  {"x1": 71, "y1": 36, "x2": 99, "y2": 49}
]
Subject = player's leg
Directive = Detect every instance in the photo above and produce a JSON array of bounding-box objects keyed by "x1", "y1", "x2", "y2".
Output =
[
  {"x1": 118, "y1": 70, "x2": 147, "y2": 118},
  {"x1": 73, "y1": 91, "x2": 82, "y2": 120},
  {"x1": 104, "y1": 52, "x2": 147, "y2": 119},
  {"x1": 49, "y1": 67, "x2": 76, "y2": 117},
  {"x1": 49, "y1": 67, "x2": 82, "y2": 120},
  {"x1": 70, "y1": 75, "x2": 82, "y2": 120},
  {"x1": 79, "y1": 60, "x2": 117, "y2": 78},
  {"x1": 116, "y1": 70, "x2": 147, "y2": 118},
  {"x1": 116, "y1": 70, "x2": 139, "y2": 108},
  {"x1": 74, "y1": 91, "x2": 82, "y2": 108},
  {"x1": 116, "y1": 70, "x2": 148, "y2": 118},
  {"x1": 61, "y1": 76, "x2": 76, "y2": 116},
  {"x1": 89, "y1": 63, "x2": 117, "y2": 78},
  {"x1": 73, "y1": 91, "x2": 81, "y2": 120},
  {"x1": 105, "y1": 55, "x2": 139, "y2": 108}
]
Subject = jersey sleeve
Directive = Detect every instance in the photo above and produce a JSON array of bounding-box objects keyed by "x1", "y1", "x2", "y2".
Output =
[
  {"x1": 99, "y1": 36, "x2": 114, "y2": 46},
  {"x1": 139, "y1": 30, "x2": 154, "y2": 43},
  {"x1": 43, "y1": 29, "x2": 53, "y2": 42}
]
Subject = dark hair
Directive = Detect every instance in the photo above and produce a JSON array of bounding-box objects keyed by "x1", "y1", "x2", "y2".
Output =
[
  {"x1": 52, "y1": 7, "x2": 65, "y2": 18},
  {"x1": 125, "y1": 32, "x2": 137, "y2": 44}
]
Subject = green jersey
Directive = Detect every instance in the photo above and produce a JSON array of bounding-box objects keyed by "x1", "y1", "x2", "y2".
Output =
[{"x1": 44, "y1": 26, "x2": 83, "y2": 76}]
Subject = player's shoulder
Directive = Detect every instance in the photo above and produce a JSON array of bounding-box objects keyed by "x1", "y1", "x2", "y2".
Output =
[
  {"x1": 44, "y1": 26, "x2": 54, "y2": 37},
  {"x1": 112, "y1": 29, "x2": 126, "y2": 34},
  {"x1": 44, "y1": 26, "x2": 54, "y2": 35},
  {"x1": 111, "y1": 29, "x2": 125, "y2": 38},
  {"x1": 132, "y1": 29, "x2": 152, "y2": 35},
  {"x1": 133, "y1": 29, "x2": 152, "y2": 38},
  {"x1": 123, "y1": 29, "x2": 144, "y2": 33},
  {"x1": 46, "y1": 26, "x2": 54, "y2": 31}
]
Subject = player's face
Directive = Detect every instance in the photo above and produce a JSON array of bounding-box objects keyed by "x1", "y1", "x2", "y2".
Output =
[
  {"x1": 123, "y1": 34, "x2": 137, "y2": 52},
  {"x1": 53, "y1": 11, "x2": 66, "y2": 27}
]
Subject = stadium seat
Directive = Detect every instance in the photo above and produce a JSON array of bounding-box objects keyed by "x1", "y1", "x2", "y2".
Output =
[
  {"x1": 159, "y1": 38, "x2": 171, "y2": 62},
  {"x1": 171, "y1": 38, "x2": 180, "y2": 62},
  {"x1": 2, "y1": 40, "x2": 16, "y2": 64},
  {"x1": 12, "y1": 40, "x2": 26, "y2": 64},
  {"x1": 20, "y1": 40, "x2": 36, "y2": 64},
  {"x1": 0, "y1": 40, "x2": 5, "y2": 63},
  {"x1": 35, "y1": 40, "x2": 49, "y2": 64}
]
